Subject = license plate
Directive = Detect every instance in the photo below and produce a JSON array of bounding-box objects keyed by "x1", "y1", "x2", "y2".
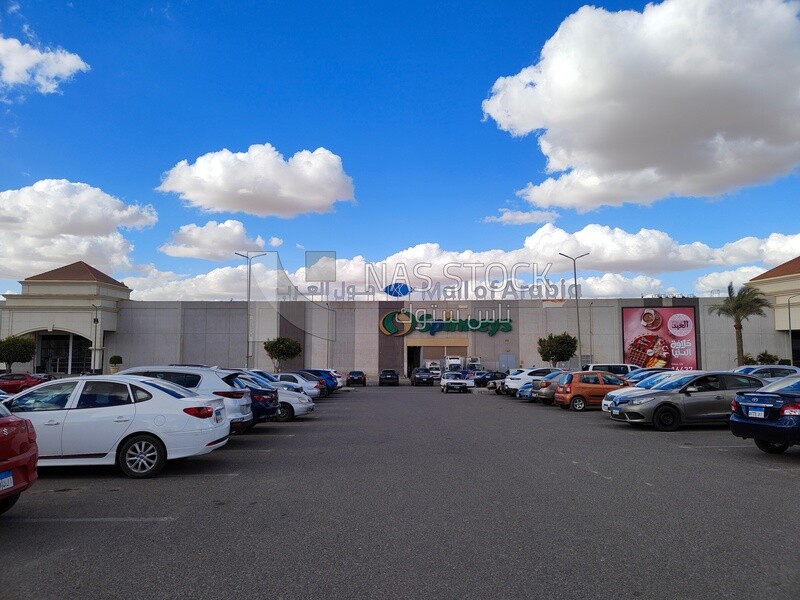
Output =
[
  {"x1": 611, "y1": 408, "x2": 620, "y2": 416},
  {"x1": 748, "y1": 407, "x2": 765, "y2": 419},
  {"x1": 214, "y1": 408, "x2": 223, "y2": 423},
  {"x1": 0, "y1": 470, "x2": 13, "y2": 491}
]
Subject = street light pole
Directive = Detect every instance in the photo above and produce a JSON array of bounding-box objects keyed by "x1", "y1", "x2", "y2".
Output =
[
  {"x1": 559, "y1": 251, "x2": 590, "y2": 369},
  {"x1": 236, "y1": 251, "x2": 268, "y2": 369},
  {"x1": 788, "y1": 294, "x2": 800, "y2": 366}
]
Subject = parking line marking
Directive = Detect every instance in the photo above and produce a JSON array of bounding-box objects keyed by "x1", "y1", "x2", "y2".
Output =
[{"x1": 14, "y1": 517, "x2": 177, "y2": 523}]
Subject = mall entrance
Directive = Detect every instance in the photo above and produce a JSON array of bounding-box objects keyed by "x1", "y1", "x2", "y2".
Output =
[{"x1": 37, "y1": 332, "x2": 93, "y2": 375}]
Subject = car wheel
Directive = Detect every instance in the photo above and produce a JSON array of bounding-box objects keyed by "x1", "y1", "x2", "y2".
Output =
[
  {"x1": 754, "y1": 439, "x2": 790, "y2": 454},
  {"x1": 118, "y1": 434, "x2": 167, "y2": 479},
  {"x1": 570, "y1": 396, "x2": 587, "y2": 411},
  {"x1": 276, "y1": 402, "x2": 294, "y2": 422},
  {"x1": 652, "y1": 405, "x2": 680, "y2": 432},
  {"x1": 0, "y1": 493, "x2": 20, "y2": 516}
]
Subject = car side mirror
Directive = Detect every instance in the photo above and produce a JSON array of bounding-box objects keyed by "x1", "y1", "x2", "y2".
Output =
[{"x1": 684, "y1": 385, "x2": 699, "y2": 394}]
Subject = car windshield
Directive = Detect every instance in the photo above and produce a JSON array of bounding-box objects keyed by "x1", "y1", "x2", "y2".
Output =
[
  {"x1": 254, "y1": 370, "x2": 279, "y2": 382},
  {"x1": 652, "y1": 374, "x2": 697, "y2": 390},
  {"x1": 509, "y1": 369, "x2": 524, "y2": 376},
  {"x1": 544, "y1": 372, "x2": 562, "y2": 381},
  {"x1": 416, "y1": 368, "x2": 430, "y2": 373},
  {"x1": 350, "y1": 371, "x2": 363, "y2": 376},
  {"x1": 245, "y1": 373, "x2": 275, "y2": 388},
  {"x1": 636, "y1": 373, "x2": 673, "y2": 389},
  {"x1": 0, "y1": 402, "x2": 10, "y2": 417},
  {"x1": 759, "y1": 376, "x2": 800, "y2": 394},
  {"x1": 735, "y1": 367, "x2": 756, "y2": 374}
]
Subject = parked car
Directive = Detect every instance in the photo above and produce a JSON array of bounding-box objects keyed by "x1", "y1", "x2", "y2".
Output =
[
  {"x1": 379, "y1": 370, "x2": 400, "y2": 386},
  {"x1": 731, "y1": 365, "x2": 800, "y2": 382},
  {"x1": 582, "y1": 363, "x2": 641, "y2": 376},
  {"x1": 535, "y1": 371, "x2": 564, "y2": 405},
  {"x1": 271, "y1": 372, "x2": 323, "y2": 398},
  {"x1": 237, "y1": 372, "x2": 313, "y2": 422},
  {"x1": 610, "y1": 371, "x2": 765, "y2": 431},
  {"x1": 118, "y1": 365, "x2": 253, "y2": 433},
  {"x1": 230, "y1": 373, "x2": 280, "y2": 425},
  {"x1": 0, "y1": 400, "x2": 37, "y2": 516},
  {"x1": 555, "y1": 371, "x2": 626, "y2": 411},
  {"x1": 326, "y1": 369, "x2": 345, "y2": 388},
  {"x1": 622, "y1": 367, "x2": 674, "y2": 384},
  {"x1": 440, "y1": 372, "x2": 474, "y2": 393},
  {"x1": 473, "y1": 371, "x2": 506, "y2": 388},
  {"x1": 428, "y1": 365, "x2": 442, "y2": 380},
  {"x1": 346, "y1": 371, "x2": 366, "y2": 386},
  {"x1": 303, "y1": 369, "x2": 339, "y2": 392},
  {"x1": 504, "y1": 367, "x2": 563, "y2": 396},
  {"x1": 243, "y1": 369, "x2": 305, "y2": 395},
  {"x1": 0, "y1": 373, "x2": 46, "y2": 394},
  {"x1": 517, "y1": 382, "x2": 535, "y2": 401},
  {"x1": 601, "y1": 371, "x2": 690, "y2": 412},
  {"x1": 2, "y1": 375, "x2": 229, "y2": 478},
  {"x1": 295, "y1": 371, "x2": 332, "y2": 397},
  {"x1": 496, "y1": 369, "x2": 526, "y2": 395},
  {"x1": 410, "y1": 367, "x2": 435, "y2": 386},
  {"x1": 730, "y1": 374, "x2": 800, "y2": 454}
]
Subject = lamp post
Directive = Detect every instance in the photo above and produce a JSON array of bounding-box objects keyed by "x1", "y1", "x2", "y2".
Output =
[
  {"x1": 236, "y1": 251, "x2": 268, "y2": 368},
  {"x1": 559, "y1": 251, "x2": 590, "y2": 368},
  {"x1": 788, "y1": 294, "x2": 800, "y2": 366}
]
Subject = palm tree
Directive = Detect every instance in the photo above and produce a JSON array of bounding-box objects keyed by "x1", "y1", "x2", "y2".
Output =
[{"x1": 708, "y1": 282, "x2": 771, "y2": 366}]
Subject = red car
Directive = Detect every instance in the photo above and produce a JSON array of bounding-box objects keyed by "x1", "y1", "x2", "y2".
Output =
[
  {"x1": 0, "y1": 373, "x2": 46, "y2": 394},
  {"x1": 0, "y1": 401, "x2": 38, "y2": 515}
]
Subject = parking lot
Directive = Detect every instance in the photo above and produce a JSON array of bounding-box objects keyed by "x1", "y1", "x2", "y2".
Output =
[{"x1": 3, "y1": 385, "x2": 800, "y2": 600}]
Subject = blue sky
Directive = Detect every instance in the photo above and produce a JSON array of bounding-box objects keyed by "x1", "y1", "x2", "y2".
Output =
[{"x1": 1, "y1": 0, "x2": 799, "y2": 300}]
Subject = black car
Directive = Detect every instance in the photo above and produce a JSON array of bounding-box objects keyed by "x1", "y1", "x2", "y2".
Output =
[
  {"x1": 410, "y1": 367, "x2": 434, "y2": 386},
  {"x1": 730, "y1": 374, "x2": 800, "y2": 454},
  {"x1": 472, "y1": 371, "x2": 507, "y2": 388},
  {"x1": 347, "y1": 370, "x2": 366, "y2": 386},
  {"x1": 379, "y1": 369, "x2": 400, "y2": 386}
]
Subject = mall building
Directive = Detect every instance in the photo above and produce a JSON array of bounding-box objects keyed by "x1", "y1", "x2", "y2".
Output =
[{"x1": 0, "y1": 261, "x2": 796, "y2": 377}]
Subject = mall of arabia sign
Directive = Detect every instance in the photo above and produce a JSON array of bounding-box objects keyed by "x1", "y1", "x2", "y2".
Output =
[{"x1": 379, "y1": 310, "x2": 513, "y2": 337}]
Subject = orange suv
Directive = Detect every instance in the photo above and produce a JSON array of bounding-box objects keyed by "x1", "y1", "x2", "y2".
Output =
[{"x1": 554, "y1": 371, "x2": 626, "y2": 411}]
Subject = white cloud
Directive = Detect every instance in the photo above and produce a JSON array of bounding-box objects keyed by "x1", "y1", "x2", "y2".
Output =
[
  {"x1": 0, "y1": 34, "x2": 89, "y2": 95},
  {"x1": 482, "y1": 208, "x2": 558, "y2": 225},
  {"x1": 159, "y1": 220, "x2": 264, "y2": 260},
  {"x1": 483, "y1": 0, "x2": 800, "y2": 211},
  {"x1": 124, "y1": 264, "x2": 248, "y2": 301},
  {"x1": 269, "y1": 236, "x2": 283, "y2": 247},
  {"x1": 694, "y1": 266, "x2": 767, "y2": 295},
  {"x1": 157, "y1": 143, "x2": 355, "y2": 217},
  {"x1": 578, "y1": 273, "x2": 674, "y2": 298},
  {"x1": 0, "y1": 179, "x2": 156, "y2": 279}
]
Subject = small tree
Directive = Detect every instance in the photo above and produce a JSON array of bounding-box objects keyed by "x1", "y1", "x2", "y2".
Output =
[
  {"x1": 263, "y1": 337, "x2": 302, "y2": 372},
  {"x1": 0, "y1": 335, "x2": 37, "y2": 373},
  {"x1": 538, "y1": 332, "x2": 578, "y2": 366},
  {"x1": 756, "y1": 350, "x2": 779, "y2": 365}
]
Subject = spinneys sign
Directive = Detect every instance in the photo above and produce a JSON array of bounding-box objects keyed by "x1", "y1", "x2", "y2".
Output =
[{"x1": 379, "y1": 311, "x2": 512, "y2": 337}]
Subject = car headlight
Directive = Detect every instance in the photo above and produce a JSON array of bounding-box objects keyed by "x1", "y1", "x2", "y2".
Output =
[{"x1": 630, "y1": 397, "x2": 656, "y2": 406}]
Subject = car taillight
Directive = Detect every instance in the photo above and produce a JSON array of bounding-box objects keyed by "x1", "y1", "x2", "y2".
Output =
[
  {"x1": 730, "y1": 399, "x2": 739, "y2": 413},
  {"x1": 184, "y1": 406, "x2": 214, "y2": 419},
  {"x1": 251, "y1": 393, "x2": 267, "y2": 404},
  {"x1": 24, "y1": 419, "x2": 36, "y2": 443},
  {"x1": 780, "y1": 402, "x2": 800, "y2": 417},
  {"x1": 314, "y1": 383, "x2": 320, "y2": 388},
  {"x1": 214, "y1": 390, "x2": 245, "y2": 399},
  {"x1": 539, "y1": 381, "x2": 548, "y2": 388},
  {"x1": 565, "y1": 385, "x2": 571, "y2": 394}
]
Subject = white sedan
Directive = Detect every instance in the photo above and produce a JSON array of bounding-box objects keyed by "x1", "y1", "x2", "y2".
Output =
[
  {"x1": 2, "y1": 375, "x2": 229, "y2": 478},
  {"x1": 275, "y1": 389, "x2": 315, "y2": 422}
]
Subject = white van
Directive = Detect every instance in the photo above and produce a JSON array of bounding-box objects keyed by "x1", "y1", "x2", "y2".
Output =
[{"x1": 582, "y1": 363, "x2": 641, "y2": 376}]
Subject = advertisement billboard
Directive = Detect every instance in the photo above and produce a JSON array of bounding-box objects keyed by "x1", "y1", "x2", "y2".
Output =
[{"x1": 621, "y1": 307, "x2": 698, "y2": 370}]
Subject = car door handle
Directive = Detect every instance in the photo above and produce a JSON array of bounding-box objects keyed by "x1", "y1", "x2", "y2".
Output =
[
  {"x1": 113, "y1": 417, "x2": 132, "y2": 423},
  {"x1": 44, "y1": 420, "x2": 61, "y2": 426}
]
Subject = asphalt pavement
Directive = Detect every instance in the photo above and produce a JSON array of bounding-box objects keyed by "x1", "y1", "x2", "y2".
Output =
[{"x1": 2, "y1": 386, "x2": 799, "y2": 600}]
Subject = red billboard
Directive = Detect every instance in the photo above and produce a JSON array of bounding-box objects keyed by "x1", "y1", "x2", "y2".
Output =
[{"x1": 621, "y1": 307, "x2": 698, "y2": 370}]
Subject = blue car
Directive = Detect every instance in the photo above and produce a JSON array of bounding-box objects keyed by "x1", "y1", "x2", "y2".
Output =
[
  {"x1": 231, "y1": 374, "x2": 280, "y2": 425},
  {"x1": 731, "y1": 374, "x2": 800, "y2": 454},
  {"x1": 302, "y1": 369, "x2": 338, "y2": 392},
  {"x1": 517, "y1": 382, "x2": 535, "y2": 401}
]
